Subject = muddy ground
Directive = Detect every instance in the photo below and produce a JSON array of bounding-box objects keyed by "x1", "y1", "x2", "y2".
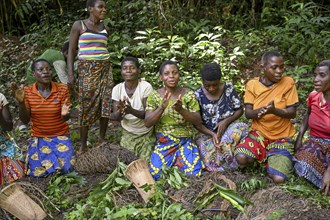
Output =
[{"x1": 0, "y1": 34, "x2": 329, "y2": 220}]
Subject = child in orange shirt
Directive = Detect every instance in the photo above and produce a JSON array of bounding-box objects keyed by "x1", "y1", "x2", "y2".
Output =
[{"x1": 234, "y1": 51, "x2": 299, "y2": 183}]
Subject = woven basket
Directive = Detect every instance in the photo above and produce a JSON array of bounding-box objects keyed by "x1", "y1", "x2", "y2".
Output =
[
  {"x1": 124, "y1": 159, "x2": 155, "y2": 203},
  {"x1": 0, "y1": 183, "x2": 47, "y2": 220}
]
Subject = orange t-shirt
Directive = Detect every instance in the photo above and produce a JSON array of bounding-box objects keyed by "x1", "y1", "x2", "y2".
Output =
[
  {"x1": 24, "y1": 82, "x2": 70, "y2": 137},
  {"x1": 244, "y1": 76, "x2": 299, "y2": 140}
]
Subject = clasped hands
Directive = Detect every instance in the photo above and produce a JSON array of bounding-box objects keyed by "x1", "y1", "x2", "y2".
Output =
[
  {"x1": 257, "y1": 100, "x2": 275, "y2": 118},
  {"x1": 117, "y1": 96, "x2": 132, "y2": 116}
]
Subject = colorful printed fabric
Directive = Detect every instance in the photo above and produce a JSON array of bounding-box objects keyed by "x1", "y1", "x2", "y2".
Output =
[
  {"x1": 120, "y1": 128, "x2": 156, "y2": 160},
  {"x1": 146, "y1": 90, "x2": 200, "y2": 137},
  {"x1": 294, "y1": 137, "x2": 330, "y2": 188},
  {"x1": 0, "y1": 157, "x2": 25, "y2": 185},
  {"x1": 244, "y1": 76, "x2": 299, "y2": 140},
  {"x1": 78, "y1": 59, "x2": 113, "y2": 126},
  {"x1": 196, "y1": 122, "x2": 248, "y2": 171},
  {"x1": 149, "y1": 133, "x2": 203, "y2": 180},
  {"x1": 194, "y1": 82, "x2": 242, "y2": 131},
  {"x1": 0, "y1": 131, "x2": 25, "y2": 185},
  {"x1": 234, "y1": 130, "x2": 294, "y2": 179},
  {"x1": 26, "y1": 135, "x2": 75, "y2": 177}
]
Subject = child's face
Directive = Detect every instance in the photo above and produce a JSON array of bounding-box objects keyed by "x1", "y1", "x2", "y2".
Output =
[
  {"x1": 121, "y1": 61, "x2": 140, "y2": 81},
  {"x1": 203, "y1": 80, "x2": 221, "y2": 95},
  {"x1": 263, "y1": 56, "x2": 284, "y2": 83},
  {"x1": 314, "y1": 66, "x2": 330, "y2": 93}
]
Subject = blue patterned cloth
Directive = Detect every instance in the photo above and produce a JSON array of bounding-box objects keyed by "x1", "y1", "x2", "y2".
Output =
[
  {"x1": 149, "y1": 133, "x2": 203, "y2": 180},
  {"x1": 27, "y1": 135, "x2": 76, "y2": 177},
  {"x1": 194, "y1": 82, "x2": 242, "y2": 131}
]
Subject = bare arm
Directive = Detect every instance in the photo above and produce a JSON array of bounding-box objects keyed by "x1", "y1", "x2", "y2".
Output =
[
  {"x1": 294, "y1": 107, "x2": 310, "y2": 150},
  {"x1": 11, "y1": 83, "x2": 31, "y2": 124},
  {"x1": 0, "y1": 104, "x2": 13, "y2": 131},
  {"x1": 244, "y1": 103, "x2": 263, "y2": 119},
  {"x1": 145, "y1": 91, "x2": 171, "y2": 128},
  {"x1": 144, "y1": 106, "x2": 165, "y2": 128},
  {"x1": 67, "y1": 21, "x2": 81, "y2": 86},
  {"x1": 215, "y1": 107, "x2": 243, "y2": 138},
  {"x1": 124, "y1": 97, "x2": 147, "y2": 119},
  {"x1": 245, "y1": 101, "x2": 297, "y2": 119}
]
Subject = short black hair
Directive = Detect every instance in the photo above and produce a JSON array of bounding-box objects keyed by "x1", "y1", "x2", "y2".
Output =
[
  {"x1": 201, "y1": 63, "x2": 222, "y2": 81},
  {"x1": 159, "y1": 60, "x2": 179, "y2": 75},
  {"x1": 261, "y1": 51, "x2": 283, "y2": 66},
  {"x1": 86, "y1": 0, "x2": 105, "y2": 8},
  {"x1": 31, "y1": 59, "x2": 51, "y2": 71},
  {"x1": 316, "y1": 60, "x2": 330, "y2": 72},
  {"x1": 121, "y1": 56, "x2": 140, "y2": 68}
]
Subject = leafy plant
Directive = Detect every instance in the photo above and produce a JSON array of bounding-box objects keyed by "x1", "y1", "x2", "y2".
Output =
[
  {"x1": 240, "y1": 177, "x2": 268, "y2": 192},
  {"x1": 281, "y1": 177, "x2": 330, "y2": 208},
  {"x1": 194, "y1": 181, "x2": 252, "y2": 212},
  {"x1": 45, "y1": 171, "x2": 86, "y2": 210}
]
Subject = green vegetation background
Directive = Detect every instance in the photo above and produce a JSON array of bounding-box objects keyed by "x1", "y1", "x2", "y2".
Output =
[{"x1": 1, "y1": 1, "x2": 330, "y2": 219}]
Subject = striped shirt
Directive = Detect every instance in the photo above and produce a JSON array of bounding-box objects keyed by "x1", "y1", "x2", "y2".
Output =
[
  {"x1": 78, "y1": 21, "x2": 110, "y2": 60},
  {"x1": 24, "y1": 82, "x2": 70, "y2": 137}
]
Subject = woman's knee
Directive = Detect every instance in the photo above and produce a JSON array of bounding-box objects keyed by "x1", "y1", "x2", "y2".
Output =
[
  {"x1": 235, "y1": 154, "x2": 253, "y2": 165},
  {"x1": 269, "y1": 174, "x2": 286, "y2": 184}
]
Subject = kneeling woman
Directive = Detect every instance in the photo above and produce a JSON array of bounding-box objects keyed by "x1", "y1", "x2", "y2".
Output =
[
  {"x1": 145, "y1": 60, "x2": 204, "y2": 180},
  {"x1": 294, "y1": 60, "x2": 330, "y2": 194},
  {"x1": 0, "y1": 93, "x2": 25, "y2": 184},
  {"x1": 13, "y1": 59, "x2": 75, "y2": 177},
  {"x1": 194, "y1": 63, "x2": 248, "y2": 171}
]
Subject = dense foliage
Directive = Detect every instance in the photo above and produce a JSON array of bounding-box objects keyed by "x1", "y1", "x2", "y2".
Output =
[
  {"x1": 1, "y1": 1, "x2": 330, "y2": 219},
  {"x1": 1, "y1": 0, "x2": 330, "y2": 102}
]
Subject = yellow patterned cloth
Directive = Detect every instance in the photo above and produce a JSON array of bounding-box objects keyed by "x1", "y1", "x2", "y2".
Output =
[{"x1": 26, "y1": 135, "x2": 75, "y2": 177}]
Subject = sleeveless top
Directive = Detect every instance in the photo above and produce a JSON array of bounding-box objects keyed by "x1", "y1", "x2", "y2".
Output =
[{"x1": 78, "y1": 20, "x2": 110, "y2": 60}]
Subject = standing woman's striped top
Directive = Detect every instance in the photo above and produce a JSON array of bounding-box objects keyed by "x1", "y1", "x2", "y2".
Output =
[{"x1": 78, "y1": 20, "x2": 110, "y2": 60}]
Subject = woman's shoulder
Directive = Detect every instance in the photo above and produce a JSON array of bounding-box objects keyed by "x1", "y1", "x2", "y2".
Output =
[{"x1": 139, "y1": 80, "x2": 153, "y2": 88}]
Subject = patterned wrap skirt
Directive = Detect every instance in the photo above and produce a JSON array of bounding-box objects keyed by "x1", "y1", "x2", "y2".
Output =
[
  {"x1": 0, "y1": 132, "x2": 25, "y2": 185},
  {"x1": 120, "y1": 128, "x2": 156, "y2": 160},
  {"x1": 294, "y1": 136, "x2": 330, "y2": 188},
  {"x1": 78, "y1": 59, "x2": 113, "y2": 126},
  {"x1": 27, "y1": 135, "x2": 76, "y2": 177},
  {"x1": 196, "y1": 122, "x2": 248, "y2": 172},
  {"x1": 149, "y1": 133, "x2": 204, "y2": 180},
  {"x1": 234, "y1": 130, "x2": 294, "y2": 180}
]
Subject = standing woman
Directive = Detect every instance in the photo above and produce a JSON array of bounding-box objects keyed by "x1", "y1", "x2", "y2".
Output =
[
  {"x1": 67, "y1": 0, "x2": 113, "y2": 153},
  {"x1": 145, "y1": 60, "x2": 204, "y2": 180},
  {"x1": 0, "y1": 93, "x2": 25, "y2": 184},
  {"x1": 294, "y1": 60, "x2": 330, "y2": 195}
]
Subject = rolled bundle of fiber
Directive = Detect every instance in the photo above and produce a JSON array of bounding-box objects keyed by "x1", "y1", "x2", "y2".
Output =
[{"x1": 74, "y1": 143, "x2": 138, "y2": 174}]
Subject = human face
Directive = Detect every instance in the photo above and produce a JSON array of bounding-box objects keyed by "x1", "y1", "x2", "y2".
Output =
[
  {"x1": 203, "y1": 80, "x2": 221, "y2": 95},
  {"x1": 89, "y1": 0, "x2": 107, "y2": 20},
  {"x1": 33, "y1": 61, "x2": 52, "y2": 84},
  {"x1": 263, "y1": 56, "x2": 284, "y2": 84},
  {"x1": 160, "y1": 64, "x2": 180, "y2": 88},
  {"x1": 121, "y1": 61, "x2": 140, "y2": 82},
  {"x1": 314, "y1": 66, "x2": 330, "y2": 93}
]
